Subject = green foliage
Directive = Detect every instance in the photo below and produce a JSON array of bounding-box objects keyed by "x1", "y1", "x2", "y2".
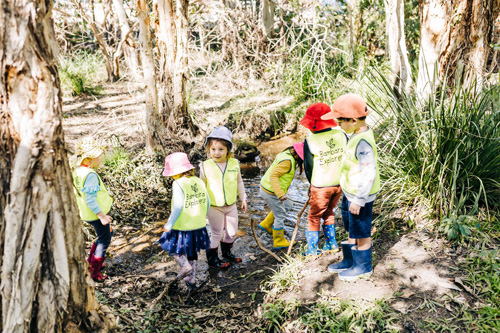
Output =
[
  {"x1": 426, "y1": 246, "x2": 500, "y2": 331},
  {"x1": 368, "y1": 72, "x2": 500, "y2": 221},
  {"x1": 261, "y1": 295, "x2": 399, "y2": 332},
  {"x1": 58, "y1": 51, "x2": 105, "y2": 96}
]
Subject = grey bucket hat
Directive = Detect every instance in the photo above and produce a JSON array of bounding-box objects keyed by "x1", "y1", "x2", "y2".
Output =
[{"x1": 204, "y1": 126, "x2": 234, "y2": 151}]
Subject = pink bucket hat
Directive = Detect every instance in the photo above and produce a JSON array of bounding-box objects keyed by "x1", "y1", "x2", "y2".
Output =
[
  {"x1": 162, "y1": 152, "x2": 195, "y2": 177},
  {"x1": 292, "y1": 142, "x2": 304, "y2": 160}
]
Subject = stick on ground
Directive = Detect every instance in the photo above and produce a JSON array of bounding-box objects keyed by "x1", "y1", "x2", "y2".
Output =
[
  {"x1": 250, "y1": 219, "x2": 283, "y2": 263},
  {"x1": 287, "y1": 198, "x2": 309, "y2": 256}
]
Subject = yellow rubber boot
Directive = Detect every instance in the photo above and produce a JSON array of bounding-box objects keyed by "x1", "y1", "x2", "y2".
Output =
[
  {"x1": 258, "y1": 212, "x2": 274, "y2": 235},
  {"x1": 272, "y1": 228, "x2": 292, "y2": 249}
]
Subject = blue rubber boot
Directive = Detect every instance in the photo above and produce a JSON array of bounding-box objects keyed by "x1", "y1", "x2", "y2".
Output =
[
  {"x1": 338, "y1": 246, "x2": 373, "y2": 281},
  {"x1": 328, "y1": 241, "x2": 355, "y2": 273},
  {"x1": 302, "y1": 231, "x2": 322, "y2": 257},
  {"x1": 321, "y1": 224, "x2": 339, "y2": 253}
]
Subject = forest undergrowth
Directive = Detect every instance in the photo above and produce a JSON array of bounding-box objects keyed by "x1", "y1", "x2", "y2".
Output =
[{"x1": 60, "y1": 45, "x2": 500, "y2": 331}]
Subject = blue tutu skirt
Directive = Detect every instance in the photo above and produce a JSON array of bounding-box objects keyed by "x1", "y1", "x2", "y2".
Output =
[{"x1": 158, "y1": 227, "x2": 210, "y2": 257}]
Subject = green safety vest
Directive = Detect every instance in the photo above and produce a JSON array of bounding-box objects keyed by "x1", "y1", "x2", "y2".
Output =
[
  {"x1": 202, "y1": 158, "x2": 239, "y2": 207},
  {"x1": 73, "y1": 167, "x2": 113, "y2": 221},
  {"x1": 306, "y1": 129, "x2": 346, "y2": 187},
  {"x1": 172, "y1": 176, "x2": 208, "y2": 231},
  {"x1": 260, "y1": 150, "x2": 296, "y2": 194},
  {"x1": 340, "y1": 129, "x2": 381, "y2": 196}
]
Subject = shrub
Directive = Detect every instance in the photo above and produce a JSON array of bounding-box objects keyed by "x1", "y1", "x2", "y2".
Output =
[
  {"x1": 368, "y1": 73, "x2": 500, "y2": 223},
  {"x1": 58, "y1": 51, "x2": 105, "y2": 96}
]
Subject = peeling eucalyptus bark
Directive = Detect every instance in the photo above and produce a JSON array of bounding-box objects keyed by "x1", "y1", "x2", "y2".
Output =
[
  {"x1": 417, "y1": 0, "x2": 500, "y2": 98},
  {"x1": 0, "y1": 1, "x2": 110, "y2": 331}
]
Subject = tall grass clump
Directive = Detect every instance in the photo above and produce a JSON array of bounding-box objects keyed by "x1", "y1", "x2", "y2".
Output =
[
  {"x1": 58, "y1": 51, "x2": 105, "y2": 96},
  {"x1": 368, "y1": 72, "x2": 500, "y2": 234}
]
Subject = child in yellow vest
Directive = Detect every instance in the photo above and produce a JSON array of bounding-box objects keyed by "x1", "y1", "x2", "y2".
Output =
[
  {"x1": 73, "y1": 138, "x2": 114, "y2": 282},
  {"x1": 321, "y1": 93, "x2": 380, "y2": 281},
  {"x1": 200, "y1": 126, "x2": 247, "y2": 269},
  {"x1": 159, "y1": 152, "x2": 210, "y2": 288},
  {"x1": 259, "y1": 143, "x2": 304, "y2": 249},
  {"x1": 299, "y1": 103, "x2": 347, "y2": 257}
]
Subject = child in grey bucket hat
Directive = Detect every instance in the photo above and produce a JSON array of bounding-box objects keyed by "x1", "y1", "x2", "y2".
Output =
[
  {"x1": 200, "y1": 126, "x2": 248, "y2": 269},
  {"x1": 204, "y1": 126, "x2": 233, "y2": 151}
]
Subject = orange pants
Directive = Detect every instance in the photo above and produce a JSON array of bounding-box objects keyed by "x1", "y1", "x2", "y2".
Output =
[{"x1": 307, "y1": 185, "x2": 342, "y2": 231}]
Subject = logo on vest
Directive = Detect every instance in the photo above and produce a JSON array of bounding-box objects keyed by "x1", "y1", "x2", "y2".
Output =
[
  {"x1": 185, "y1": 184, "x2": 206, "y2": 208},
  {"x1": 318, "y1": 139, "x2": 343, "y2": 166}
]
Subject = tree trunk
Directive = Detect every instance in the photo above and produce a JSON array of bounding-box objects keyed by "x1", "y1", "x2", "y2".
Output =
[
  {"x1": 72, "y1": 0, "x2": 118, "y2": 82},
  {"x1": 262, "y1": 0, "x2": 276, "y2": 38},
  {"x1": 385, "y1": 0, "x2": 413, "y2": 95},
  {"x1": 347, "y1": 0, "x2": 359, "y2": 66},
  {"x1": 113, "y1": 0, "x2": 142, "y2": 81},
  {"x1": 0, "y1": 1, "x2": 115, "y2": 332},
  {"x1": 417, "y1": 0, "x2": 500, "y2": 98},
  {"x1": 156, "y1": 0, "x2": 197, "y2": 136},
  {"x1": 137, "y1": 0, "x2": 164, "y2": 152}
]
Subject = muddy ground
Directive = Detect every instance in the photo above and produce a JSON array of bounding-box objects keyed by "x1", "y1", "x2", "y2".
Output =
[{"x1": 64, "y1": 84, "x2": 476, "y2": 332}]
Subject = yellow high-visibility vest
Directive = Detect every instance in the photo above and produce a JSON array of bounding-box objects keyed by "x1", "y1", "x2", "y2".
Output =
[
  {"x1": 202, "y1": 158, "x2": 239, "y2": 206},
  {"x1": 260, "y1": 150, "x2": 296, "y2": 194},
  {"x1": 73, "y1": 167, "x2": 113, "y2": 221},
  {"x1": 306, "y1": 129, "x2": 346, "y2": 187},
  {"x1": 172, "y1": 176, "x2": 208, "y2": 231},
  {"x1": 340, "y1": 129, "x2": 381, "y2": 196}
]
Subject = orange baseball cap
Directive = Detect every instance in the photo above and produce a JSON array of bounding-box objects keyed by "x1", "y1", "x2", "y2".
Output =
[{"x1": 321, "y1": 93, "x2": 369, "y2": 120}]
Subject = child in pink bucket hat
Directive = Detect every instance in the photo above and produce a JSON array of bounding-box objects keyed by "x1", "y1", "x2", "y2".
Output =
[
  {"x1": 299, "y1": 103, "x2": 347, "y2": 257},
  {"x1": 159, "y1": 152, "x2": 210, "y2": 289}
]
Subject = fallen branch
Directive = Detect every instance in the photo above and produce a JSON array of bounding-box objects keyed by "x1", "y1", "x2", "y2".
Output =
[
  {"x1": 149, "y1": 274, "x2": 187, "y2": 309},
  {"x1": 287, "y1": 198, "x2": 309, "y2": 256},
  {"x1": 250, "y1": 219, "x2": 283, "y2": 263}
]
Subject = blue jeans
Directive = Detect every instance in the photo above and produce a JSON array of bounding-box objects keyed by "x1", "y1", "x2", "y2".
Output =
[
  {"x1": 86, "y1": 220, "x2": 113, "y2": 257},
  {"x1": 341, "y1": 195, "x2": 373, "y2": 239}
]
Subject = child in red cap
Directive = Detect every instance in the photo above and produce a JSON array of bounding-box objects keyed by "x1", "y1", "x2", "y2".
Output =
[
  {"x1": 299, "y1": 103, "x2": 347, "y2": 257},
  {"x1": 159, "y1": 152, "x2": 210, "y2": 289},
  {"x1": 321, "y1": 93, "x2": 380, "y2": 281}
]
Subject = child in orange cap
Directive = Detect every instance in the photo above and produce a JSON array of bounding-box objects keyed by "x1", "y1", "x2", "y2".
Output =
[
  {"x1": 299, "y1": 103, "x2": 347, "y2": 257},
  {"x1": 322, "y1": 93, "x2": 380, "y2": 281},
  {"x1": 159, "y1": 152, "x2": 210, "y2": 288}
]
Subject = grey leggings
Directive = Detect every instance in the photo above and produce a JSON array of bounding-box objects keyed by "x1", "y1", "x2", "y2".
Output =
[{"x1": 259, "y1": 187, "x2": 292, "y2": 229}]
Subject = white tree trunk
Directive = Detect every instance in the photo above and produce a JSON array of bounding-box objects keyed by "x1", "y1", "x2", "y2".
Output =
[
  {"x1": 385, "y1": 0, "x2": 413, "y2": 95},
  {"x1": 347, "y1": 0, "x2": 359, "y2": 66},
  {"x1": 137, "y1": 0, "x2": 163, "y2": 152},
  {"x1": 0, "y1": 1, "x2": 115, "y2": 331},
  {"x1": 262, "y1": 0, "x2": 276, "y2": 38},
  {"x1": 113, "y1": 0, "x2": 142, "y2": 81}
]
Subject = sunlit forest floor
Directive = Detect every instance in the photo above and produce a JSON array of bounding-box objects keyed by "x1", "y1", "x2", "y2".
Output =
[{"x1": 60, "y1": 80, "x2": 497, "y2": 332}]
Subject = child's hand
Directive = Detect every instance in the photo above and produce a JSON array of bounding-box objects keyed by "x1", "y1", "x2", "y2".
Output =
[
  {"x1": 163, "y1": 226, "x2": 171, "y2": 233},
  {"x1": 97, "y1": 212, "x2": 113, "y2": 225},
  {"x1": 241, "y1": 200, "x2": 248, "y2": 213},
  {"x1": 279, "y1": 195, "x2": 287, "y2": 202},
  {"x1": 349, "y1": 203, "x2": 361, "y2": 215}
]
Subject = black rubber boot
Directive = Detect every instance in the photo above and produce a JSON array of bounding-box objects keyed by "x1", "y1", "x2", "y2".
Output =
[
  {"x1": 221, "y1": 242, "x2": 242, "y2": 263},
  {"x1": 206, "y1": 248, "x2": 230, "y2": 269}
]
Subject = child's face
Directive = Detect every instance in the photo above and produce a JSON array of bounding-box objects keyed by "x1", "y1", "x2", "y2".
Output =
[
  {"x1": 209, "y1": 140, "x2": 228, "y2": 163},
  {"x1": 91, "y1": 154, "x2": 103, "y2": 169},
  {"x1": 338, "y1": 118, "x2": 356, "y2": 134}
]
